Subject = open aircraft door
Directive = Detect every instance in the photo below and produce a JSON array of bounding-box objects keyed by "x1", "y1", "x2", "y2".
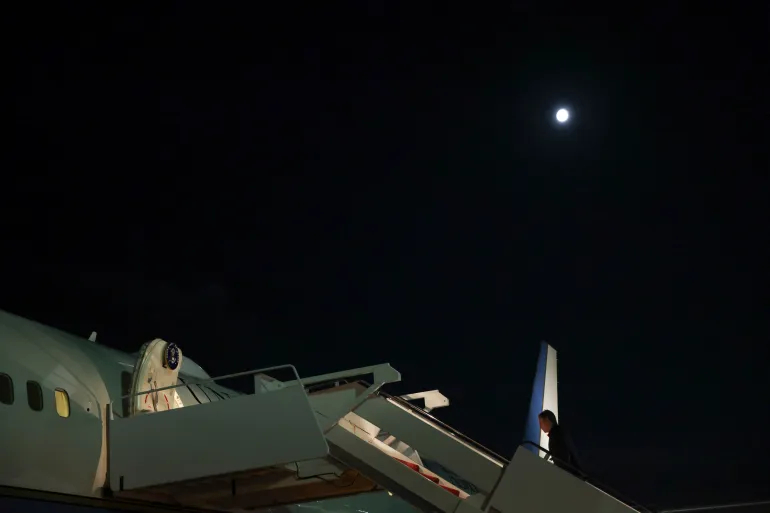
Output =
[{"x1": 128, "y1": 338, "x2": 184, "y2": 416}]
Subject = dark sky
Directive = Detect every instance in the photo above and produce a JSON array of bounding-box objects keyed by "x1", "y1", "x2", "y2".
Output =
[{"x1": 4, "y1": 5, "x2": 768, "y2": 511}]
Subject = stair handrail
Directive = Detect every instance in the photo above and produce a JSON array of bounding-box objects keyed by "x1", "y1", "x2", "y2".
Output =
[
  {"x1": 520, "y1": 441, "x2": 655, "y2": 513},
  {"x1": 372, "y1": 385, "x2": 509, "y2": 464},
  {"x1": 118, "y1": 364, "x2": 301, "y2": 401}
]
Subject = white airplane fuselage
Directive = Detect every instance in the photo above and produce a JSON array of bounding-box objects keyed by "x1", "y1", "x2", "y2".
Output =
[
  {"x1": 0, "y1": 309, "x2": 218, "y2": 498},
  {"x1": 0, "y1": 309, "x2": 647, "y2": 513}
]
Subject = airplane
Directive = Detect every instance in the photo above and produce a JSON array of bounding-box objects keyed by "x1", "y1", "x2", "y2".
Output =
[{"x1": 0, "y1": 308, "x2": 649, "y2": 513}]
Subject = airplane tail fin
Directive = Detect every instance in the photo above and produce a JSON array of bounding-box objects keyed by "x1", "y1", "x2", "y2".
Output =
[{"x1": 523, "y1": 341, "x2": 559, "y2": 457}]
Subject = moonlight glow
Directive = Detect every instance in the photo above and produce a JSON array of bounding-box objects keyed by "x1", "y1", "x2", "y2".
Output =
[{"x1": 556, "y1": 108, "x2": 569, "y2": 123}]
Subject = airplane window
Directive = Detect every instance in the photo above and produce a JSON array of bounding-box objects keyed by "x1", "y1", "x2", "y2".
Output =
[
  {"x1": 55, "y1": 389, "x2": 70, "y2": 418},
  {"x1": 0, "y1": 373, "x2": 13, "y2": 405},
  {"x1": 27, "y1": 381, "x2": 43, "y2": 411}
]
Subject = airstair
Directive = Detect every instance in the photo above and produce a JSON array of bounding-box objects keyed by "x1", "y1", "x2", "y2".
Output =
[{"x1": 106, "y1": 361, "x2": 648, "y2": 513}]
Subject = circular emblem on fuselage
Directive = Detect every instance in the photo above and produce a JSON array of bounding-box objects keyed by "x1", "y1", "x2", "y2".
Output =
[{"x1": 164, "y1": 343, "x2": 180, "y2": 370}]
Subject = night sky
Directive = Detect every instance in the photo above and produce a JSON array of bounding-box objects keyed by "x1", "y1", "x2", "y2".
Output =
[{"x1": 5, "y1": 6, "x2": 768, "y2": 511}]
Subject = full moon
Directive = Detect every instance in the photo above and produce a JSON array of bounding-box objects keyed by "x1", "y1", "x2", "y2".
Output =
[{"x1": 556, "y1": 108, "x2": 569, "y2": 123}]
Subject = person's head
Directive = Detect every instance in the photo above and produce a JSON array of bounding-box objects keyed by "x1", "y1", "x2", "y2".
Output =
[{"x1": 538, "y1": 410, "x2": 558, "y2": 433}]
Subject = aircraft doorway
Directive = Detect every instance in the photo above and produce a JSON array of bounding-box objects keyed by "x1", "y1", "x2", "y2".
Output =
[{"x1": 127, "y1": 339, "x2": 184, "y2": 416}]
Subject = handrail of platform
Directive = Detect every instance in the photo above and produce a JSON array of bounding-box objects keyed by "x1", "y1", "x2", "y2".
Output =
[
  {"x1": 297, "y1": 363, "x2": 401, "y2": 388},
  {"x1": 371, "y1": 384, "x2": 509, "y2": 465},
  {"x1": 519, "y1": 441, "x2": 655, "y2": 513},
  {"x1": 520, "y1": 441, "x2": 588, "y2": 478},
  {"x1": 659, "y1": 500, "x2": 770, "y2": 512},
  {"x1": 118, "y1": 364, "x2": 301, "y2": 400}
]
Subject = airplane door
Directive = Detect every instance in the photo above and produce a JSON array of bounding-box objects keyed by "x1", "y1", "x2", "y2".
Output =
[{"x1": 128, "y1": 339, "x2": 184, "y2": 416}]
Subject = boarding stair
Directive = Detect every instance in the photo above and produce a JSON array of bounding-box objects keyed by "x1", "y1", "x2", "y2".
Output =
[{"x1": 106, "y1": 363, "x2": 648, "y2": 513}]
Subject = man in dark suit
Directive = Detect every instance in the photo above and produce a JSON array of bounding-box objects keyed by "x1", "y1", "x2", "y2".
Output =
[{"x1": 538, "y1": 410, "x2": 582, "y2": 475}]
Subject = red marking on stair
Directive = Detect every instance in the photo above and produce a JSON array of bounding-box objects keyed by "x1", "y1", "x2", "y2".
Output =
[
  {"x1": 395, "y1": 458, "x2": 419, "y2": 472},
  {"x1": 440, "y1": 485, "x2": 461, "y2": 496},
  {"x1": 419, "y1": 471, "x2": 439, "y2": 484},
  {"x1": 394, "y1": 457, "x2": 463, "y2": 497}
]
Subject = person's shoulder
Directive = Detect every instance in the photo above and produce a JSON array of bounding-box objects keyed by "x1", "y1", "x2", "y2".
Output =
[{"x1": 555, "y1": 424, "x2": 574, "y2": 439}]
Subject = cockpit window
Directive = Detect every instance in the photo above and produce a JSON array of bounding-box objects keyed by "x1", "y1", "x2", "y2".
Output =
[
  {"x1": 27, "y1": 381, "x2": 43, "y2": 411},
  {"x1": 0, "y1": 373, "x2": 13, "y2": 405}
]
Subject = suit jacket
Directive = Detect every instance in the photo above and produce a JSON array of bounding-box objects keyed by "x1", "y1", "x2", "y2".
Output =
[{"x1": 547, "y1": 424, "x2": 582, "y2": 473}]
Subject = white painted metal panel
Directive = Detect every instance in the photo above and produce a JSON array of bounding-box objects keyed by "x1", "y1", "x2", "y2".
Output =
[
  {"x1": 486, "y1": 447, "x2": 638, "y2": 513},
  {"x1": 354, "y1": 396, "x2": 503, "y2": 494},
  {"x1": 0, "y1": 311, "x2": 106, "y2": 497},
  {"x1": 109, "y1": 384, "x2": 328, "y2": 490},
  {"x1": 308, "y1": 386, "x2": 364, "y2": 429}
]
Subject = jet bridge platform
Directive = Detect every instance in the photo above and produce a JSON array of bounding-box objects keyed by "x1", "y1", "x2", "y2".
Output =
[{"x1": 107, "y1": 363, "x2": 647, "y2": 513}]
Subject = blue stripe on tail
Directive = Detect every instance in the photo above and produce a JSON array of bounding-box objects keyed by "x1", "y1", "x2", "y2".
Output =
[{"x1": 523, "y1": 341, "x2": 548, "y2": 454}]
